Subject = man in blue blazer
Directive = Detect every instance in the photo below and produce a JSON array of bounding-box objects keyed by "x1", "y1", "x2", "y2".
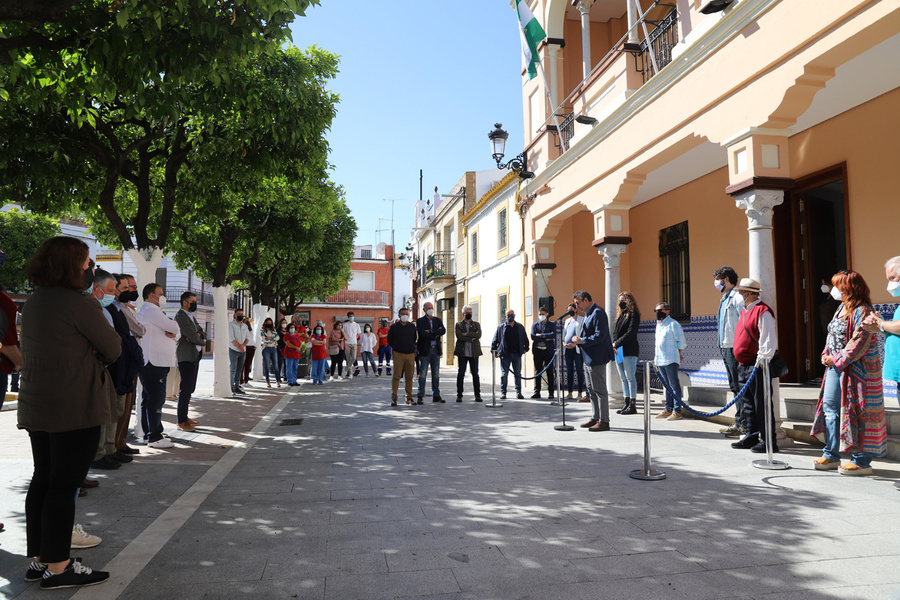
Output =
[{"x1": 571, "y1": 290, "x2": 615, "y2": 432}]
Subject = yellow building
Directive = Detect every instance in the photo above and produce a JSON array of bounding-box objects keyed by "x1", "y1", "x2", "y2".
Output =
[{"x1": 510, "y1": 0, "x2": 900, "y2": 403}]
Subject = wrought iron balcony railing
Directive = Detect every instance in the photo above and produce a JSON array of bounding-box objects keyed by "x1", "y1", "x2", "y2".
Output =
[
  {"x1": 631, "y1": 8, "x2": 678, "y2": 84},
  {"x1": 421, "y1": 252, "x2": 455, "y2": 284}
]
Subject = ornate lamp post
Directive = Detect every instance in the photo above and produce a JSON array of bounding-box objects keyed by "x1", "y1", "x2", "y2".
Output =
[{"x1": 488, "y1": 123, "x2": 534, "y2": 179}]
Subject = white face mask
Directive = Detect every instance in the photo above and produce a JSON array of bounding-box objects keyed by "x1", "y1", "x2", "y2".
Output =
[
  {"x1": 830, "y1": 286, "x2": 843, "y2": 301},
  {"x1": 400, "y1": 315, "x2": 410, "y2": 323},
  {"x1": 714, "y1": 279, "x2": 725, "y2": 292},
  {"x1": 888, "y1": 280, "x2": 900, "y2": 297},
  {"x1": 820, "y1": 283, "x2": 830, "y2": 294},
  {"x1": 157, "y1": 295, "x2": 167, "y2": 309},
  {"x1": 425, "y1": 309, "x2": 434, "y2": 317},
  {"x1": 538, "y1": 315, "x2": 547, "y2": 322}
]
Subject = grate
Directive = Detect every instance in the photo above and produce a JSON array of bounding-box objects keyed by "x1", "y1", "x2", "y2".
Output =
[{"x1": 278, "y1": 418, "x2": 304, "y2": 426}]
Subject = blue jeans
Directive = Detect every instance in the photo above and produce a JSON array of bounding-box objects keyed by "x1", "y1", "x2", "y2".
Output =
[
  {"x1": 417, "y1": 348, "x2": 442, "y2": 398},
  {"x1": 262, "y1": 347, "x2": 281, "y2": 384},
  {"x1": 361, "y1": 351, "x2": 377, "y2": 374},
  {"x1": 616, "y1": 355, "x2": 638, "y2": 398},
  {"x1": 499, "y1": 353, "x2": 522, "y2": 393},
  {"x1": 657, "y1": 362, "x2": 682, "y2": 412},
  {"x1": 821, "y1": 366, "x2": 871, "y2": 467},
  {"x1": 565, "y1": 348, "x2": 585, "y2": 395},
  {"x1": 311, "y1": 359, "x2": 327, "y2": 383},
  {"x1": 285, "y1": 358, "x2": 299, "y2": 384},
  {"x1": 229, "y1": 349, "x2": 245, "y2": 390},
  {"x1": 139, "y1": 364, "x2": 169, "y2": 442}
]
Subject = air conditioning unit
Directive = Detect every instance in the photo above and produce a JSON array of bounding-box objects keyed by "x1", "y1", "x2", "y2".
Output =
[{"x1": 437, "y1": 298, "x2": 456, "y2": 313}]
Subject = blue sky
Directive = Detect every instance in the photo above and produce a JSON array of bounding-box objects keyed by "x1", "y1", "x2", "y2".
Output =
[{"x1": 290, "y1": 1, "x2": 527, "y2": 250}]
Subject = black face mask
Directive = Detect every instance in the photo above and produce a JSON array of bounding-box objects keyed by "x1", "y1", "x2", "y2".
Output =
[
  {"x1": 83, "y1": 267, "x2": 94, "y2": 290},
  {"x1": 189, "y1": 302, "x2": 198, "y2": 312},
  {"x1": 235, "y1": 315, "x2": 244, "y2": 322},
  {"x1": 119, "y1": 290, "x2": 138, "y2": 303},
  {"x1": 464, "y1": 313, "x2": 472, "y2": 320},
  {"x1": 619, "y1": 301, "x2": 627, "y2": 310},
  {"x1": 656, "y1": 310, "x2": 667, "y2": 321}
]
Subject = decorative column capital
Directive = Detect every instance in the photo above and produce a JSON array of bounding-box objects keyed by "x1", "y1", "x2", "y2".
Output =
[
  {"x1": 734, "y1": 188, "x2": 784, "y2": 230},
  {"x1": 597, "y1": 243, "x2": 627, "y2": 269},
  {"x1": 573, "y1": 0, "x2": 595, "y2": 14}
]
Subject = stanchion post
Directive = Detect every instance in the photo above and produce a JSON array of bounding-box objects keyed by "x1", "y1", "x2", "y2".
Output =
[
  {"x1": 486, "y1": 351, "x2": 502, "y2": 409},
  {"x1": 752, "y1": 358, "x2": 789, "y2": 470},
  {"x1": 554, "y1": 335, "x2": 574, "y2": 431},
  {"x1": 630, "y1": 361, "x2": 666, "y2": 481}
]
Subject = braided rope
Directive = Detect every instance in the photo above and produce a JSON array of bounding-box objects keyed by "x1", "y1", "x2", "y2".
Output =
[{"x1": 650, "y1": 362, "x2": 759, "y2": 417}]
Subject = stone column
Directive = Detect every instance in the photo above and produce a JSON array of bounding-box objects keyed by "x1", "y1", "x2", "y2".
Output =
[
  {"x1": 598, "y1": 243, "x2": 627, "y2": 403},
  {"x1": 626, "y1": 0, "x2": 639, "y2": 43},
  {"x1": 575, "y1": 0, "x2": 595, "y2": 79},
  {"x1": 734, "y1": 188, "x2": 792, "y2": 448}
]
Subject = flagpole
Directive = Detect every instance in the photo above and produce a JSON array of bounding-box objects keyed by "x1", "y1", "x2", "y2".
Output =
[{"x1": 536, "y1": 59, "x2": 566, "y2": 152}]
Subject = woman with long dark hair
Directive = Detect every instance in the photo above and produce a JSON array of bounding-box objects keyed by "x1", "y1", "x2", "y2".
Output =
[
  {"x1": 811, "y1": 270, "x2": 886, "y2": 475},
  {"x1": 260, "y1": 318, "x2": 281, "y2": 388},
  {"x1": 613, "y1": 291, "x2": 641, "y2": 415},
  {"x1": 18, "y1": 237, "x2": 121, "y2": 588}
]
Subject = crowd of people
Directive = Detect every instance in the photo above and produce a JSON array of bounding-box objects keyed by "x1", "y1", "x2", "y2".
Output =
[{"x1": 2, "y1": 233, "x2": 898, "y2": 590}]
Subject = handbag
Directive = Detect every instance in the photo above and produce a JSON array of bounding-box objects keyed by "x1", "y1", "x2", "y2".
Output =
[
  {"x1": 740, "y1": 318, "x2": 789, "y2": 378},
  {"x1": 329, "y1": 344, "x2": 339, "y2": 356}
]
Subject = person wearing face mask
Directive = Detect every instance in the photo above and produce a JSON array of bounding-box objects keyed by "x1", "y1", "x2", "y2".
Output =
[
  {"x1": 454, "y1": 306, "x2": 483, "y2": 402},
  {"x1": 571, "y1": 290, "x2": 616, "y2": 431},
  {"x1": 530, "y1": 306, "x2": 557, "y2": 400},
  {"x1": 490, "y1": 309, "x2": 529, "y2": 400},
  {"x1": 343, "y1": 311, "x2": 361, "y2": 379},
  {"x1": 136, "y1": 283, "x2": 180, "y2": 447},
  {"x1": 114, "y1": 274, "x2": 144, "y2": 460},
  {"x1": 309, "y1": 324, "x2": 329, "y2": 384},
  {"x1": 377, "y1": 318, "x2": 392, "y2": 376},
  {"x1": 653, "y1": 302, "x2": 687, "y2": 423},
  {"x1": 387, "y1": 307, "x2": 418, "y2": 406},
  {"x1": 359, "y1": 323, "x2": 379, "y2": 377},
  {"x1": 174, "y1": 292, "x2": 206, "y2": 429},
  {"x1": 416, "y1": 301, "x2": 447, "y2": 403},
  {"x1": 259, "y1": 318, "x2": 281, "y2": 388},
  {"x1": 328, "y1": 321, "x2": 348, "y2": 380},
  {"x1": 283, "y1": 323, "x2": 304, "y2": 386},
  {"x1": 227, "y1": 309, "x2": 250, "y2": 394},
  {"x1": 613, "y1": 292, "x2": 641, "y2": 415},
  {"x1": 713, "y1": 266, "x2": 746, "y2": 436},
  {"x1": 729, "y1": 279, "x2": 778, "y2": 453},
  {"x1": 811, "y1": 270, "x2": 886, "y2": 475},
  {"x1": 276, "y1": 319, "x2": 289, "y2": 380},
  {"x1": 563, "y1": 303, "x2": 587, "y2": 402},
  {"x1": 863, "y1": 255, "x2": 900, "y2": 408}
]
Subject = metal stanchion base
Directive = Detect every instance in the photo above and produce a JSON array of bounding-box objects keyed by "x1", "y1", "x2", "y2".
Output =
[
  {"x1": 485, "y1": 403, "x2": 503, "y2": 409},
  {"x1": 629, "y1": 469, "x2": 666, "y2": 481},
  {"x1": 549, "y1": 400, "x2": 566, "y2": 407},
  {"x1": 554, "y1": 424, "x2": 575, "y2": 431},
  {"x1": 751, "y1": 459, "x2": 790, "y2": 470}
]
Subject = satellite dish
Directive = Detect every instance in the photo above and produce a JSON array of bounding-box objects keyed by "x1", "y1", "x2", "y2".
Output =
[{"x1": 376, "y1": 242, "x2": 387, "y2": 255}]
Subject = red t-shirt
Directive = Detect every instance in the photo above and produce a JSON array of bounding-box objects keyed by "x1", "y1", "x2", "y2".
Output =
[
  {"x1": 310, "y1": 333, "x2": 329, "y2": 360},
  {"x1": 283, "y1": 332, "x2": 304, "y2": 359},
  {"x1": 377, "y1": 327, "x2": 389, "y2": 347},
  {"x1": 0, "y1": 291, "x2": 19, "y2": 374}
]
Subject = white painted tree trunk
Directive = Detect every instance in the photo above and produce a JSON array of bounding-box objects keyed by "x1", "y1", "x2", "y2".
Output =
[
  {"x1": 212, "y1": 285, "x2": 233, "y2": 398},
  {"x1": 252, "y1": 304, "x2": 273, "y2": 378},
  {"x1": 125, "y1": 246, "x2": 163, "y2": 441}
]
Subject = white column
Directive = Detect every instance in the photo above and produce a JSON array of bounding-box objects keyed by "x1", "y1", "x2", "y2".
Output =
[
  {"x1": 598, "y1": 243, "x2": 627, "y2": 402},
  {"x1": 627, "y1": 0, "x2": 639, "y2": 43},
  {"x1": 575, "y1": 0, "x2": 595, "y2": 79},
  {"x1": 547, "y1": 44, "x2": 560, "y2": 109},
  {"x1": 735, "y1": 188, "x2": 792, "y2": 447}
]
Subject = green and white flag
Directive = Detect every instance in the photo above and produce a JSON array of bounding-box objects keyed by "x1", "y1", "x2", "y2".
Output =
[{"x1": 516, "y1": 0, "x2": 546, "y2": 80}]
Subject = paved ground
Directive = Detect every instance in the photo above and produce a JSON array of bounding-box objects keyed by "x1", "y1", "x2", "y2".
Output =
[{"x1": 1, "y1": 359, "x2": 899, "y2": 600}]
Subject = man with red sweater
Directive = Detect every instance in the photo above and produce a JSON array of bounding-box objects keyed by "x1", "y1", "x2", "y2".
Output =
[{"x1": 730, "y1": 278, "x2": 779, "y2": 453}]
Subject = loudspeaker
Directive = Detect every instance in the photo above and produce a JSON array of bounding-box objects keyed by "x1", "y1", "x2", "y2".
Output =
[{"x1": 538, "y1": 296, "x2": 554, "y2": 317}]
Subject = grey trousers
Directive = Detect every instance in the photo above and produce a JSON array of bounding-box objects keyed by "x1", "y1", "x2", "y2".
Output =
[{"x1": 584, "y1": 363, "x2": 610, "y2": 423}]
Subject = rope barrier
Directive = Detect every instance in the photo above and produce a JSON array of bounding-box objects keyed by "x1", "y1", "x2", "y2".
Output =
[
  {"x1": 650, "y1": 362, "x2": 759, "y2": 418},
  {"x1": 498, "y1": 352, "x2": 558, "y2": 381}
]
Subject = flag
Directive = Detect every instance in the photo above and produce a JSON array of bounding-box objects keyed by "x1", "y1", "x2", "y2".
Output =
[{"x1": 516, "y1": 0, "x2": 546, "y2": 80}]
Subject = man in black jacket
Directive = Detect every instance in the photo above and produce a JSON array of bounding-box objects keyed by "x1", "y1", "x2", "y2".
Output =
[
  {"x1": 387, "y1": 307, "x2": 417, "y2": 406},
  {"x1": 491, "y1": 309, "x2": 529, "y2": 400},
  {"x1": 416, "y1": 301, "x2": 446, "y2": 403}
]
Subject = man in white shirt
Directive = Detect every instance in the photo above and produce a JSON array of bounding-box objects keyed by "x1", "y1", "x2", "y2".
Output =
[
  {"x1": 342, "y1": 311, "x2": 361, "y2": 379},
  {"x1": 136, "y1": 283, "x2": 179, "y2": 449},
  {"x1": 228, "y1": 308, "x2": 250, "y2": 394}
]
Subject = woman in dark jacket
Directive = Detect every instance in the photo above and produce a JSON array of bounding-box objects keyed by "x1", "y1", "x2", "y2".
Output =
[
  {"x1": 613, "y1": 291, "x2": 641, "y2": 415},
  {"x1": 17, "y1": 237, "x2": 121, "y2": 589}
]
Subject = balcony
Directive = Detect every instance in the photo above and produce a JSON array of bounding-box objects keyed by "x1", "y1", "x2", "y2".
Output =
[
  {"x1": 321, "y1": 289, "x2": 390, "y2": 306},
  {"x1": 418, "y1": 252, "x2": 455, "y2": 286},
  {"x1": 628, "y1": 8, "x2": 678, "y2": 84}
]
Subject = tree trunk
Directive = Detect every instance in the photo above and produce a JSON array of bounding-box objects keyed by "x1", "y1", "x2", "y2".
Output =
[
  {"x1": 125, "y1": 247, "x2": 164, "y2": 304},
  {"x1": 212, "y1": 285, "x2": 233, "y2": 398}
]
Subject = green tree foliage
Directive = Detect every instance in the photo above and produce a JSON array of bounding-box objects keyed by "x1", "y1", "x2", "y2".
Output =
[{"x1": 0, "y1": 208, "x2": 60, "y2": 292}]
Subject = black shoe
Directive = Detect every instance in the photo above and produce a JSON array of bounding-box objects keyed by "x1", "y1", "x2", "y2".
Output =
[
  {"x1": 516, "y1": 392, "x2": 525, "y2": 399},
  {"x1": 621, "y1": 399, "x2": 637, "y2": 415},
  {"x1": 750, "y1": 441, "x2": 779, "y2": 453},
  {"x1": 26, "y1": 557, "x2": 82, "y2": 582},
  {"x1": 531, "y1": 392, "x2": 541, "y2": 399},
  {"x1": 456, "y1": 396, "x2": 463, "y2": 402},
  {"x1": 500, "y1": 392, "x2": 507, "y2": 399},
  {"x1": 474, "y1": 396, "x2": 483, "y2": 402},
  {"x1": 91, "y1": 456, "x2": 121, "y2": 470},
  {"x1": 616, "y1": 399, "x2": 630, "y2": 414},
  {"x1": 417, "y1": 398, "x2": 424, "y2": 405},
  {"x1": 118, "y1": 445, "x2": 140, "y2": 455},
  {"x1": 731, "y1": 435, "x2": 759, "y2": 450},
  {"x1": 110, "y1": 451, "x2": 133, "y2": 463},
  {"x1": 436, "y1": 397, "x2": 445, "y2": 403},
  {"x1": 40, "y1": 559, "x2": 108, "y2": 590}
]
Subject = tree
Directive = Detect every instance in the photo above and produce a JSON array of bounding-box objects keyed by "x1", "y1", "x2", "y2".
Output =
[{"x1": 0, "y1": 207, "x2": 60, "y2": 292}]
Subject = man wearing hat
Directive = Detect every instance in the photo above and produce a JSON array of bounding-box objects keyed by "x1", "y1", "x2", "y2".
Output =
[{"x1": 730, "y1": 278, "x2": 779, "y2": 453}]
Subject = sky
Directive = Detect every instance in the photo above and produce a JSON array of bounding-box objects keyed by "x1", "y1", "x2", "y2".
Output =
[{"x1": 290, "y1": 1, "x2": 528, "y2": 251}]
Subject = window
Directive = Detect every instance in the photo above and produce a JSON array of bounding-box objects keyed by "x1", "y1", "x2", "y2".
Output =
[
  {"x1": 498, "y1": 293, "x2": 508, "y2": 323},
  {"x1": 360, "y1": 247, "x2": 372, "y2": 259},
  {"x1": 469, "y1": 300, "x2": 480, "y2": 324},
  {"x1": 471, "y1": 231, "x2": 478, "y2": 267},
  {"x1": 347, "y1": 270, "x2": 375, "y2": 291},
  {"x1": 498, "y1": 207, "x2": 507, "y2": 251},
  {"x1": 659, "y1": 221, "x2": 691, "y2": 321}
]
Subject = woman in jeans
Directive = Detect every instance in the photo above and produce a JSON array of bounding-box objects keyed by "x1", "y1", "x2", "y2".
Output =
[
  {"x1": 309, "y1": 324, "x2": 328, "y2": 384},
  {"x1": 329, "y1": 322, "x2": 347, "y2": 380},
  {"x1": 613, "y1": 291, "x2": 641, "y2": 415},
  {"x1": 260, "y1": 318, "x2": 281, "y2": 388},
  {"x1": 359, "y1": 324, "x2": 379, "y2": 377},
  {"x1": 811, "y1": 270, "x2": 886, "y2": 475},
  {"x1": 276, "y1": 320, "x2": 288, "y2": 380},
  {"x1": 17, "y1": 237, "x2": 121, "y2": 589}
]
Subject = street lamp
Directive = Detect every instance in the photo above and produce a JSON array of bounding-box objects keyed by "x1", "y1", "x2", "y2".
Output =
[{"x1": 488, "y1": 123, "x2": 534, "y2": 179}]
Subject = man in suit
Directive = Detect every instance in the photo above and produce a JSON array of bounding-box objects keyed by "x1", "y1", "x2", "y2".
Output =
[
  {"x1": 490, "y1": 308, "x2": 529, "y2": 400},
  {"x1": 530, "y1": 306, "x2": 557, "y2": 399},
  {"x1": 454, "y1": 305, "x2": 482, "y2": 402},
  {"x1": 570, "y1": 290, "x2": 616, "y2": 432},
  {"x1": 175, "y1": 291, "x2": 206, "y2": 432},
  {"x1": 416, "y1": 301, "x2": 446, "y2": 403}
]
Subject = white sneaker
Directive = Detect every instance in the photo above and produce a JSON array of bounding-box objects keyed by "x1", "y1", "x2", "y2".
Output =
[
  {"x1": 148, "y1": 438, "x2": 174, "y2": 449},
  {"x1": 71, "y1": 524, "x2": 101, "y2": 549}
]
